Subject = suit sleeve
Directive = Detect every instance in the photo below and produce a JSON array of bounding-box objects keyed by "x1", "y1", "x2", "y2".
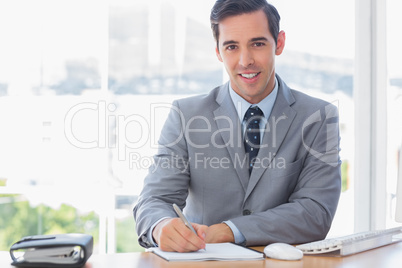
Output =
[
  {"x1": 230, "y1": 103, "x2": 342, "y2": 246},
  {"x1": 133, "y1": 100, "x2": 190, "y2": 248}
]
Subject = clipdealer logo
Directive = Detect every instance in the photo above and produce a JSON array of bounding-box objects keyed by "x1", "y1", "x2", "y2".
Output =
[{"x1": 63, "y1": 100, "x2": 340, "y2": 170}]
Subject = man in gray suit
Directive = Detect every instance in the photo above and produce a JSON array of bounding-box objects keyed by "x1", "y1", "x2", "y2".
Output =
[{"x1": 134, "y1": 0, "x2": 341, "y2": 252}]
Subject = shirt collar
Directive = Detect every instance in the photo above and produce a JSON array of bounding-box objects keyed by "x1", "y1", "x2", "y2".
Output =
[{"x1": 229, "y1": 77, "x2": 278, "y2": 122}]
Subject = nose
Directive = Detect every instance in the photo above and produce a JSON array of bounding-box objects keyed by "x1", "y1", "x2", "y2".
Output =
[{"x1": 239, "y1": 48, "x2": 254, "y2": 68}]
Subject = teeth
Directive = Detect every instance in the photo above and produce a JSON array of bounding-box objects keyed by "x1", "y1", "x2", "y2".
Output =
[{"x1": 241, "y1": 73, "x2": 258, "y2": 79}]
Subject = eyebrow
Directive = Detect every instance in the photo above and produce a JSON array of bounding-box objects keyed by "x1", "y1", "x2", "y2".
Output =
[
  {"x1": 250, "y1": 37, "x2": 269, "y2": 43},
  {"x1": 222, "y1": 37, "x2": 268, "y2": 47},
  {"x1": 222, "y1": 40, "x2": 238, "y2": 47}
]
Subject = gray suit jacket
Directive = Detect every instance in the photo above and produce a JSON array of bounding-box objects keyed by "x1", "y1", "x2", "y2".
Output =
[{"x1": 133, "y1": 75, "x2": 341, "y2": 247}]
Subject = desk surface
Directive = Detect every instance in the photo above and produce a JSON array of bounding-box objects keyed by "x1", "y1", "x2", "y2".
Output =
[{"x1": 2, "y1": 242, "x2": 402, "y2": 268}]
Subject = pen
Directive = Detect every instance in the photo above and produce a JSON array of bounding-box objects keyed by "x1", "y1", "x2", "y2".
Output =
[
  {"x1": 172, "y1": 203, "x2": 197, "y2": 235},
  {"x1": 173, "y1": 203, "x2": 206, "y2": 251}
]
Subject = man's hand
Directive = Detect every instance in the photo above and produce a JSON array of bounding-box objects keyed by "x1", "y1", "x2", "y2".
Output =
[
  {"x1": 205, "y1": 223, "x2": 235, "y2": 243},
  {"x1": 152, "y1": 218, "x2": 207, "y2": 252}
]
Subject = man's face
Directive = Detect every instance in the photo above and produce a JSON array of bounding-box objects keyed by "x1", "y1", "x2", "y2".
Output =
[{"x1": 216, "y1": 10, "x2": 285, "y2": 104}]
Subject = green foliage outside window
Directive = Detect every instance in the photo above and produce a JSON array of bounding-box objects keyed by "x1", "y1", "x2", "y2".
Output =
[
  {"x1": 0, "y1": 193, "x2": 143, "y2": 252},
  {"x1": 341, "y1": 160, "x2": 349, "y2": 192},
  {"x1": 0, "y1": 194, "x2": 99, "y2": 251},
  {"x1": 116, "y1": 217, "x2": 144, "y2": 252}
]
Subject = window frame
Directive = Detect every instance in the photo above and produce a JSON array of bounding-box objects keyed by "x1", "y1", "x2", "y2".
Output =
[{"x1": 354, "y1": 0, "x2": 388, "y2": 232}]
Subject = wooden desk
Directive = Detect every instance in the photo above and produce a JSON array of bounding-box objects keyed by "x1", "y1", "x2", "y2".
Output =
[{"x1": 2, "y1": 242, "x2": 402, "y2": 268}]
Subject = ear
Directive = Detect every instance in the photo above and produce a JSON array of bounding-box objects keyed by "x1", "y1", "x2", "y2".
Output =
[
  {"x1": 215, "y1": 46, "x2": 223, "y2": 62},
  {"x1": 275, "y1": 30, "x2": 286, "y2": 56}
]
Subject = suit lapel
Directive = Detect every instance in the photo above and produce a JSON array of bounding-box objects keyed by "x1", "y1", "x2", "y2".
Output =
[
  {"x1": 213, "y1": 84, "x2": 249, "y2": 192},
  {"x1": 244, "y1": 79, "x2": 297, "y2": 200}
]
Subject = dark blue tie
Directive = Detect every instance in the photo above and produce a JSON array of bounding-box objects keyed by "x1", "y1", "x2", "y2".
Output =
[{"x1": 244, "y1": 106, "x2": 264, "y2": 174}]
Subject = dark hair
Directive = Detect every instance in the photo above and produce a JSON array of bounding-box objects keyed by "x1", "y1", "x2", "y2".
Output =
[{"x1": 210, "y1": 0, "x2": 281, "y2": 48}]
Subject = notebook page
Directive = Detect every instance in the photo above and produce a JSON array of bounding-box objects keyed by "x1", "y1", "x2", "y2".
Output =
[{"x1": 147, "y1": 243, "x2": 264, "y2": 262}]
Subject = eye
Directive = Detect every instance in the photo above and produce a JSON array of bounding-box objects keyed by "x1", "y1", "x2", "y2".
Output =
[
  {"x1": 226, "y1": 45, "x2": 237, "y2": 51},
  {"x1": 253, "y1": 42, "x2": 265, "y2": 47}
]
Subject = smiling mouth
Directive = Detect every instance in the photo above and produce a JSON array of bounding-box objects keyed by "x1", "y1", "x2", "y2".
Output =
[{"x1": 240, "y1": 73, "x2": 260, "y2": 79}]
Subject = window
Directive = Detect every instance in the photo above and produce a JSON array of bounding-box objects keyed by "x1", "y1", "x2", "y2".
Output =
[
  {"x1": 270, "y1": 0, "x2": 355, "y2": 237},
  {"x1": 386, "y1": 0, "x2": 402, "y2": 228},
  {"x1": 0, "y1": 0, "x2": 108, "y2": 252},
  {"x1": 0, "y1": 0, "x2": 220, "y2": 253}
]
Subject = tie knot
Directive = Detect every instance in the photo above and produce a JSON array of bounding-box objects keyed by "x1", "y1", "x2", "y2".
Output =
[{"x1": 244, "y1": 106, "x2": 264, "y2": 122}]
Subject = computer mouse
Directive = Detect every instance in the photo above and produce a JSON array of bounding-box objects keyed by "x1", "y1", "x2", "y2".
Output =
[{"x1": 264, "y1": 243, "x2": 303, "y2": 261}]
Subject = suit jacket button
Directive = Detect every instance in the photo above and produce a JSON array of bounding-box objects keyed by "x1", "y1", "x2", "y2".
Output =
[{"x1": 243, "y1": 209, "x2": 252, "y2": 216}]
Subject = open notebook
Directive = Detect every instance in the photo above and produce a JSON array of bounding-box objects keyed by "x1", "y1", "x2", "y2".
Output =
[{"x1": 146, "y1": 243, "x2": 264, "y2": 262}]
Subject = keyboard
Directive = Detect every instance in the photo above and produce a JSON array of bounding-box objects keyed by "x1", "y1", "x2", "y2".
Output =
[{"x1": 296, "y1": 226, "x2": 402, "y2": 256}]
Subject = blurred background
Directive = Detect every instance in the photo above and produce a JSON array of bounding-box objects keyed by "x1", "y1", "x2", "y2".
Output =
[{"x1": 0, "y1": 0, "x2": 401, "y2": 253}]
